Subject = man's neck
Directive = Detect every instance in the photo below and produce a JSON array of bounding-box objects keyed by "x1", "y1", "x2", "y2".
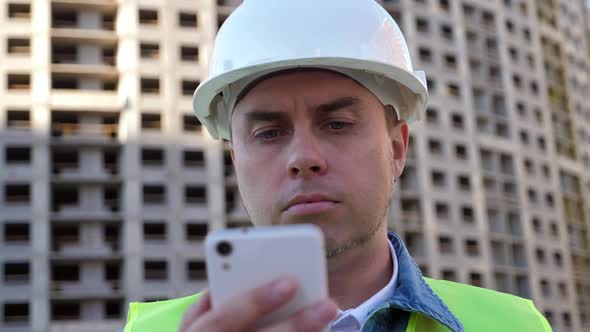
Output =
[{"x1": 326, "y1": 230, "x2": 392, "y2": 310}]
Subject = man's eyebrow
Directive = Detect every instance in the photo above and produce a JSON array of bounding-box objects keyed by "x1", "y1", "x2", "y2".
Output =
[
  {"x1": 240, "y1": 96, "x2": 362, "y2": 124},
  {"x1": 242, "y1": 110, "x2": 288, "y2": 123},
  {"x1": 316, "y1": 96, "x2": 362, "y2": 114}
]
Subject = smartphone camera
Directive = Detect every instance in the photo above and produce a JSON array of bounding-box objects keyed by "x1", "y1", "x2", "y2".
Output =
[{"x1": 217, "y1": 241, "x2": 233, "y2": 256}]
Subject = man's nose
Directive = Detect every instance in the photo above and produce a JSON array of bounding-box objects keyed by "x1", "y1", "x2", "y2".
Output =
[{"x1": 286, "y1": 131, "x2": 327, "y2": 179}]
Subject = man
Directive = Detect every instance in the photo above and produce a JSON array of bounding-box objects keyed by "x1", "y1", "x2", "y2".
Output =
[{"x1": 123, "y1": 1, "x2": 554, "y2": 331}]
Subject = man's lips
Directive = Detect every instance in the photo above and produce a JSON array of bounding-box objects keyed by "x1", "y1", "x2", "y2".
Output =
[{"x1": 284, "y1": 194, "x2": 339, "y2": 215}]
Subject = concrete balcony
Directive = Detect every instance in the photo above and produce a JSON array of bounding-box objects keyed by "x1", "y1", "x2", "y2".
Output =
[
  {"x1": 52, "y1": 165, "x2": 120, "y2": 184},
  {"x1": 180, "y1": 238, "x2": 206, "y2": 256},
  {"x1": 51, "y1": 28, "x2": 116, "y2": 47},
  {"x1": 182, "y1": 167, "x2": 208, "y2": 183},
  {"x1": 470, "y1": 70, "x2": 502, "y2": 90},
  {"x1": 401, "y1": 211, "x2": 421, "y2": 223},
  {"x1": 1, "y1": 244, "x2": 32, "y2": 259},
  {"x1": 3, "y1": 89, "x2": 31, "y2": 105},
  {"x1": 484, "y1": 192, "x2": 518, "y2": 208},
  {"x1": 3, "y1": 20, "x2": 32, "y2": 36},
  {"x1": 466, "y1": 44, "x2": 500, "y2": 62},
  {"x1": 51, "y1": 63, "x2": 118, "y2": 80},
  {"x1": 0, "y1": 203, "x2": 33, "y2": 220},
  {"x1": 142, "y1": 281, "x2": 172, "y2": 298},
  {"x1": 138, "y1": 94, "x2": 163, "y2": 110},
  {"x1": 143, "y1": 240, "x2": 171, "y2": 256},
  {"x1": 401, "y1": 216, "x2": 424, "y2": 232},
  {"x1": 50, "y1": 280, "x2": 122, "y2": 299},
  {"x1": 50, "y1": 90, "x2": 120, "y2": 111},
  {"x1": 399, "y1": 184, "x2": 420, "y2": 196},
  {"x1": 3, "y1": 56, "x2": 32, "y2": 71},
  {"x1": 0, "y1": 203, "x2": 32, "y2": 221},
  {"x1": 183, "y1": 205, "x2": 209, "y2": 219},
  {"x1": 0, "y1": 324, "x2": 30, "y2": 332},
  {"x1": 463, "y1": 15, "x2": 496, "y2": 34},
  {"x1": 137, "y1": 60, "x2": 161, "y2": 74},
  {"x1": 177, "y1": 63, "x2": 206, "y2": 79},
  {"x1": 176, "y1": 30, "x2": 204, "y2": 45},
  {"x1": 1, "y1": 280, "x2": 31, "y2": 299},
  {"x1": 51, "y1": 123, "x2": 119, "y2": 146},
  {"x1": 141, "y1": 205, "x2": 168, "y2": 221},
  {"x1": 2, "y1": 164, "x2": 33, "y2": 181},
  {"x1": 51, "y1": 203, "x2": 120, "y2": 220},
  {"x1": 51, "y1": 0, "x2": 117, "y2": 12},
  {"x1": 52, "y1": 243, "x2": 120, "y2": 260},
  {"x1": 51, "y1": 215, "x2": 121, "y2": 224}
]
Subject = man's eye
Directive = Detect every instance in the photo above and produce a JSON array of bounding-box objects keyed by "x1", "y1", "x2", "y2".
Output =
[
  {"x1": 328, "y1": 122, "x2": 352, "y2": 130},
  {"x1": 255, "y1": 129, "x2": 280, "y2": 140}
]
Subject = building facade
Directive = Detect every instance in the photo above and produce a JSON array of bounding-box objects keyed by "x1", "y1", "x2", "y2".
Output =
[{"x1": 0, "y1": 0, "x2": 588, "y2": 331}]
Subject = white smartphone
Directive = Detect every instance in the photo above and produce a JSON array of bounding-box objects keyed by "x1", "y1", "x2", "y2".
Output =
[{"x1": 205, "y1": 224, "x2": 329, "y2": 330}]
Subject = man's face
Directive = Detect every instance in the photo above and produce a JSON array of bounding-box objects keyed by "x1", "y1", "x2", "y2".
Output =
[{"x1": 230, "y1": 70, "x2": 409, "y2": 256}]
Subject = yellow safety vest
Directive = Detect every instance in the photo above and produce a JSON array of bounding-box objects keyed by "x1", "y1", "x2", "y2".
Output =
[{"x1": 123, "y1": 277, "x2": 552, "y2": 332}]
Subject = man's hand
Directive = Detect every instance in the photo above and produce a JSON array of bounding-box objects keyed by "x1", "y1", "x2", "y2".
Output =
[{"x1": 179, "y1": 276, "x2": 338, "y2": 332}]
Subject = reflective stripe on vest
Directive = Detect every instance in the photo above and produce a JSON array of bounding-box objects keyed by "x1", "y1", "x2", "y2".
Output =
[{"x1": 123, "y1": 278, "x2": 552, "y2": 332}]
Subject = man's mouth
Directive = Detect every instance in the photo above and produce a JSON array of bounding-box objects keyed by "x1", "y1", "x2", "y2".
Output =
[{"x1": 284, "y1": 194, "x2": 339, "y2": 215}]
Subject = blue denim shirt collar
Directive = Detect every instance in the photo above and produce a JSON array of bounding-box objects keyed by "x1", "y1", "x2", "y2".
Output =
[{"x1": 372, "y1": 231, "x2": 464, "y2": 332}]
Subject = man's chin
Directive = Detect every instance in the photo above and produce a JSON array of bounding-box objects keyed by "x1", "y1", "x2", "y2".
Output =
[{"x1": 310, "y1": 224, "x2": 349, "y2": 252}]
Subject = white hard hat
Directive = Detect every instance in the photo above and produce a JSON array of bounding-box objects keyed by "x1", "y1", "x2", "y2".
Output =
[{"x1": 192, "y1": 0, "x2": 428, "y2": 140}]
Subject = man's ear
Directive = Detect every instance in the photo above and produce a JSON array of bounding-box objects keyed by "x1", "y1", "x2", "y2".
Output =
[
  {"x1": 390, "y1": 120, "x2": 409, "y2": 180},
  {"x1": 229, "y1": 143, "x2": 236, "y2": 164}
]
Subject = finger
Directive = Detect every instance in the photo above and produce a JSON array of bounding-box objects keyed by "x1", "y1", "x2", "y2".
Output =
[
  {"x1": 189, "y1": 276, "x2": 298, "y2": 332},
  {"x1": 179, "y1": 290, "x2": 211, "y2": 331},
  {"x1": 256, "y1": 299, "x2": 338, "y2": 332}
]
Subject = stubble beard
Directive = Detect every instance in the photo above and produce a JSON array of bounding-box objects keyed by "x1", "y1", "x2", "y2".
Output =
[{"x1": 324, "y1": 145, "x2": 396, "y2": 259}]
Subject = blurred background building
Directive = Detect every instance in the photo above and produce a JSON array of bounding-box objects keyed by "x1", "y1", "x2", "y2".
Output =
[{"x1": 0, "y1": 0, "x2": 589, "y2": 331}]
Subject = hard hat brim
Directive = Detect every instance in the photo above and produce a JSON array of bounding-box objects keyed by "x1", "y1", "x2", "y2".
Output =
[{"x1": 193, "y1": 57, "x2": 428, "y2": 140}]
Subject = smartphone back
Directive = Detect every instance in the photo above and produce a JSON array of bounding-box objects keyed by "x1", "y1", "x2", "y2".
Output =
[{"x1": 205, "y1": 224, "x2": 328, "y2": 329}]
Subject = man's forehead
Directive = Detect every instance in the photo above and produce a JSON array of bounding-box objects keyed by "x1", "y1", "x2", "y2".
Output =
[{"x1": 234, "y1": 68, "x2": 368, "y2": 109}]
